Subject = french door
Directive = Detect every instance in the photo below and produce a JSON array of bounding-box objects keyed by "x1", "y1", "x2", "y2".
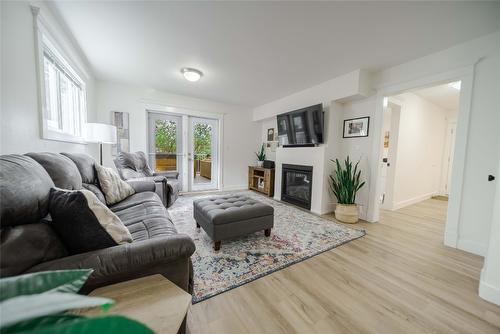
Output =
[
  {"x1": 189, "y1": 117, "x2": 218, "y2": 191},
  {"x1": 148, "y1": 112, "x2": 219, "y2": 192},
  {"x1": 148, "y1": 113, "x2": 184, "y2": 189}
]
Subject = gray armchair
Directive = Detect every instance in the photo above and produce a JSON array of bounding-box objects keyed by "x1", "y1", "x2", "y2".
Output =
[{"x1": 114, "y1": 151, "x2": 180, "y2": 207}]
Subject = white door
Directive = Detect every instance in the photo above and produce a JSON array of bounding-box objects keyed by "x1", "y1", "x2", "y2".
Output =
[
  {"x1": 148, "y1": 113, "x2": 184, "y2": 189},
  {"x1": 189, "y1": 117, "x2": 219, "y2": 191},
  {"x1": 441, "y1": 122, "x2": 457, "y2": 195}
]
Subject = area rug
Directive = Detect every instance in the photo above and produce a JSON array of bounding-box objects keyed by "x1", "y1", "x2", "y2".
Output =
[{"x1": 168, "y1": 191, "x2": 365, "y2": 303}]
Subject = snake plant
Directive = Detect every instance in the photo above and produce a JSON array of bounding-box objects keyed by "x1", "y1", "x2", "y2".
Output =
[
  {"x1": 329, "y1": 156, "x2": 365, "y2": 204},
  {"x1": 255, "y1": 143, "x2": 266, "y2": 161}
]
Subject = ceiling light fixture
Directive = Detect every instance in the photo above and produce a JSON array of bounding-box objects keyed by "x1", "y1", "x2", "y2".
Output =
[
  {"x1": 181, "y1": 68, "x2": 203, "y2": 82},
  {"x1": 449, "y1": 81, "x2": 461, "y2": 90}
]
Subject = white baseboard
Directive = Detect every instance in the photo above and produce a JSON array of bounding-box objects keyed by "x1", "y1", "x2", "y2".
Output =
[
  {"x1": 443, "y1": 231, "x2": 458, "y2": 248},
  {"x1": 391, "y1": 192, "x2": 437, "y2": 210},
  {"x1": 456, "y1": 238, "x2": 487, "y2": 256},
  {"x1": 479, "y1": 278, "x2": 500, "y2": 306}
]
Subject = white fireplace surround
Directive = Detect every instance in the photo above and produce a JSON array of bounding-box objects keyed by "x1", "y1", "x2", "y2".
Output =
[{"x1": 274, "y1": 146, "x2": 335, "y2": 215}]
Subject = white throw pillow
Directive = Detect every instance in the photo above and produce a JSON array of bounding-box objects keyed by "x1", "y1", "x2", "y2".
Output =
[{"x1": 95, "y1": 164, "x2": 135, "y2": 205}]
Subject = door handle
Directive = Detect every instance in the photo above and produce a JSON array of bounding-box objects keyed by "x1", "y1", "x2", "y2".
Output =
[{"x1": 488, "y1": 175, "x2": 495, "y2": 181}]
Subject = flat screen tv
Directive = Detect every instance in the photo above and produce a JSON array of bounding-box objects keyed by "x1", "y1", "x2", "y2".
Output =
[{"x1": 277, "y1": 104, "x2": 324, "y2": 147}]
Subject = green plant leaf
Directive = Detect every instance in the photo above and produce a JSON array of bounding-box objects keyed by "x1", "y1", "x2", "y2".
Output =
[
  {"x1": 1, "y1": 315, "x2": 84, "y2": 334},
  {"x1": 328, "y1": 156, "x2": 365, "y2": 204},
  {"x1": 0, "y1": 270, "x2": 93, "y2": 302},
  {"x1": 0, "y1": 292, "x2": 113, "y2": 329},
  {"x1": 5, "y1": 316, "x2": 154, "y2": 334}
]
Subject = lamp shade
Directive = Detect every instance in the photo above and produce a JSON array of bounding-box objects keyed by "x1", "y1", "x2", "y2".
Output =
[{"x1": 85, "y1": 123, "x2": 117, "y2": 144}]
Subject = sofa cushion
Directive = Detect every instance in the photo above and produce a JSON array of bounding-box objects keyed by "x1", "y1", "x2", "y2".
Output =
[
  {"x1": 193, "y1": 195, "x2": 274, "y2": 225},
  {"x1": 49, "y1": 188, "x2": 132, "y2": 254},
  {"x1": 0, "y1": 221, "x2": 68, "y2": 277},
  {"x1": 117, "y1": 151, "x2": 154, "y2": 177},
  {"x1": 110, "y1": 192, "x2": 177, "y2": 242},
  {"x1": 61, "y1": 152, "x2": 99, "y2": 185},
  {"x1": 95, "y1": 164, "x2": 135, "y2": 205},
  {"x1": 0, "y1": 155, "x2": 55, "y2": 227},
  {"x1": 26, "y1": 152, "x2": 82, "y2": 190}
]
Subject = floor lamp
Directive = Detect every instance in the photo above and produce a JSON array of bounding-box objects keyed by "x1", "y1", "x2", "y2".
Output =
[{"x1": 86, "y1": 123, "x2": 117, "y2": 165}]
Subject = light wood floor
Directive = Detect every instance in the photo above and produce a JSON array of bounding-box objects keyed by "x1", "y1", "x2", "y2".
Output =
[{"x1": 187, "y1": 199, "x2": 500, "y2": 333}]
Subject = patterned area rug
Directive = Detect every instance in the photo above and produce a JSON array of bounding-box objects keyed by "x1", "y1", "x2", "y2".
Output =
[{"x1": 168, "y1": 191, "x2": 365, "y2": 303}]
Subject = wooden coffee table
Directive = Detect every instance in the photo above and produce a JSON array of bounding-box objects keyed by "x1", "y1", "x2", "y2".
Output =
[{"x1": 80, "y1": 275, "x2": 191, "y2": 334}]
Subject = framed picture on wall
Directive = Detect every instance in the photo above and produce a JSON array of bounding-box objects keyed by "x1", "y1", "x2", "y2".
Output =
[
  {"x1": 343, "y1": 117, "x2": 370, "y2": 138},
  {"x1": 111, "y1": 111, "x2": 130, "y2": 156},
  {"x1": 267, "y1": 128, "x2": 276, "y2": 142}
]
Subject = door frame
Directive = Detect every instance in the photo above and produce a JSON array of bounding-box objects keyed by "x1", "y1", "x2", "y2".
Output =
[
  {"x1": 366, "y1": 63, "x2": 479, "y2": 250},
  {"x1": 144, "y1": 102, "x2": 224, "y2": 192}
]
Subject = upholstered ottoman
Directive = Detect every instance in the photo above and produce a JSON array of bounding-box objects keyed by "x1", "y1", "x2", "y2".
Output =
[{"x1": 193, "y1": 195, "x2": 274, "y2": 250}]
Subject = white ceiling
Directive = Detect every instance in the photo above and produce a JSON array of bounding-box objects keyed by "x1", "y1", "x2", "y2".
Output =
[
  {"x1": 412, "y1": 83, "x2": 460, "y2": 111},
  {"x1": 50, "y1": 1, "x2": 500, "y2": 107}
]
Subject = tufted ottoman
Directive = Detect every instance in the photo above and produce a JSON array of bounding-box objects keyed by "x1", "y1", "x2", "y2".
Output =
[{"x1": 193, "y1": 195, "x2": 274, "y2": 250}]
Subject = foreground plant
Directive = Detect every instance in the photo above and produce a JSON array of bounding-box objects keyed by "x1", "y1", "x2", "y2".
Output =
[{"x1": 0, "y1": 269, "x2": 153, "y2": 334}]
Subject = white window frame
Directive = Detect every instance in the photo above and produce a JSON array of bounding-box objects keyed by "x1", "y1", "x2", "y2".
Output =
[{"x1": 32, "y1": 6, "x2": 87, "y2": 144}]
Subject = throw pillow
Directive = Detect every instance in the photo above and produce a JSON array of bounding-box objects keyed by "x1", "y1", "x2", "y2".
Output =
[
  {"x1": 48, "y1": 188, "x2": 132, "y2": 254},
  {"x1": 95, "y1": 164, "x2": 135, "y2": 205}
]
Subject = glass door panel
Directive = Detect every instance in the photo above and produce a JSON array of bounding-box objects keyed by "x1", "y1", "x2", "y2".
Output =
[
  {"x1": 148, "y1": 113, "x2": 183, "y2": 188},
  {"x1": 190, "y1": 117, "x2": 218, "y2": 191}
]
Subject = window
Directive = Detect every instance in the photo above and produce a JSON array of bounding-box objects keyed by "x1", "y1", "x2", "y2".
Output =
[{"x1": 35, "y1": 12, "x2": 87, "y2": 143}]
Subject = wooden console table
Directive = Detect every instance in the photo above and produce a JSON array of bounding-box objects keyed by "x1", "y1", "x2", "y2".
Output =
[
  {"x1": 248, "y1": 166, "x2": 275, "y2": 197},
  {"x1": 80, "y1": 275, "x2": 191, "y2": 334}
]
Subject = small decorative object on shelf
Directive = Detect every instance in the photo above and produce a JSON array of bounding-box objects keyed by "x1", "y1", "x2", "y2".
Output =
[
  {"x1": 248, "y1": 165, "x2": 275, "y2": 197},
  {"x1": 255, "y1": 143, "x2": 266, "y2": 167},
  {"x1": 329, "y1": 156, "x2": 366, "y2": 223}
]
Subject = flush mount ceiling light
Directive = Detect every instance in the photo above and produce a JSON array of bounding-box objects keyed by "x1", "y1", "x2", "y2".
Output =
[
  {"x1": 449, "y1": 81, "x2": 461, "y2": 90},
  {"x1": 181, "y1": 68, "x2": 203, "y2": 82}
]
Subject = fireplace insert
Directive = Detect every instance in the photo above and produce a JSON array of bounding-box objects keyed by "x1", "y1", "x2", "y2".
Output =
[{"x1": 281, "y1": 164, "x2": 313, "y2": 210}]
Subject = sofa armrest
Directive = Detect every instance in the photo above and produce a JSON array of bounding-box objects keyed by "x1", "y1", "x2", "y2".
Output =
[
  {"x1": 26, "y1": 234, "x2": 195, "y2": 290},
  {"x1": 126, "y1": 177, "x2": 156, "y2": 193},
  {"x1": 155, "y1": 171, "x2": 179, "y2": 179}
]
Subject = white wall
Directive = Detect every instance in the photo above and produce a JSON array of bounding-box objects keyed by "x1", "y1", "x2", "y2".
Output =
[
  {"x1": 0, "y1": 1, "x2": 97, "y2": 157},
  {"x1": 388, "y1": 92, "x2": 448, "y2": 209},
  {"x1": 95, "y1": 81, "x2": 259, "y2": 190},
  {"x1": 339, "y1": 97, "x2": 376, "y2": 219},
  {"x1": 253, "y1": 30, "x2": 500, "y2": 256},
  {"x1": 479, "y1": 137, "x2": 500, "y2": 305},
  {"x1": 260, "y1": 118, "x2": 277, "y2": 161}
]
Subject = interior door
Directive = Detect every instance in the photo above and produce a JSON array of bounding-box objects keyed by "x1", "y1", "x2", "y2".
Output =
[
  {"x1": 442, "y1": 122, "x2": 457, "y2": 195},
  {"x1": 148, "y1": 112, "x2": 184, "y2": 189},
  {"x1": 189, "y1": 117, "x2": 218, "y2": 191}
]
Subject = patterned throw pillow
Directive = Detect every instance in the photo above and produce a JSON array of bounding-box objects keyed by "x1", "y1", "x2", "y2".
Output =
[
  {"x1": 95, "y1": 164, "x2": 135, "y2": 205},
  {"x1": 49, "y1": 188, "x2": 132, "y2": 254}
]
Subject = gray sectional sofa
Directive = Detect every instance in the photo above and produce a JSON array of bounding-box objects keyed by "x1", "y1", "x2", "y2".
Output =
[
  {"x1": 113, "y1": 151, "x2": 181, "y2": 208},
  {"x1": 0, "y1": 152, "x2": 195, "y2": 296}
]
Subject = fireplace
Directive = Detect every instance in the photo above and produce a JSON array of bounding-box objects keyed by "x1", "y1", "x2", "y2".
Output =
[{"x1": 281, "y1": 164, "x2": 313, "y2": 210}]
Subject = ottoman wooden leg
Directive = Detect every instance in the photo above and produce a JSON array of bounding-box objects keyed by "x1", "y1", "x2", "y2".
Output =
[
  {"x1": 214, "y1": 241, "x2": 221, "y2": 251},
  {"x1": 196, "y1": 222, "x2": 200, "y2": 228},
  {"x1": 265, "y1": 228, "x2": 271, "y2": 237}
]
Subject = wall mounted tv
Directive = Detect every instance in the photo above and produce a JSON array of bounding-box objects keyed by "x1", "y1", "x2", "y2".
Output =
[{"x1": 277, "y1": 104, "x2": 324, "y2": 147}]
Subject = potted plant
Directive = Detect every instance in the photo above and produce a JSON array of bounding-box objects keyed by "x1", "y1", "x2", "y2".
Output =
[
  {"x1": 329, "y1": 156, "x2": 365, "y2": 223},
  {"x1": 255, "y1": 143, "x2": 266, "y2": 167},
  {"x1": 0, "y1": 269, "x2": 153, "y2": 334}
]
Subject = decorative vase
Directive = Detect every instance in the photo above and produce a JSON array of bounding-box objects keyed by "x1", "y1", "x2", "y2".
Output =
[
  {"x1": 335, "y1": 204, "x2": 359, "y2": 223},
  {"x1": 257, "y1": 161, "x2": 264, "y2": 167}
]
